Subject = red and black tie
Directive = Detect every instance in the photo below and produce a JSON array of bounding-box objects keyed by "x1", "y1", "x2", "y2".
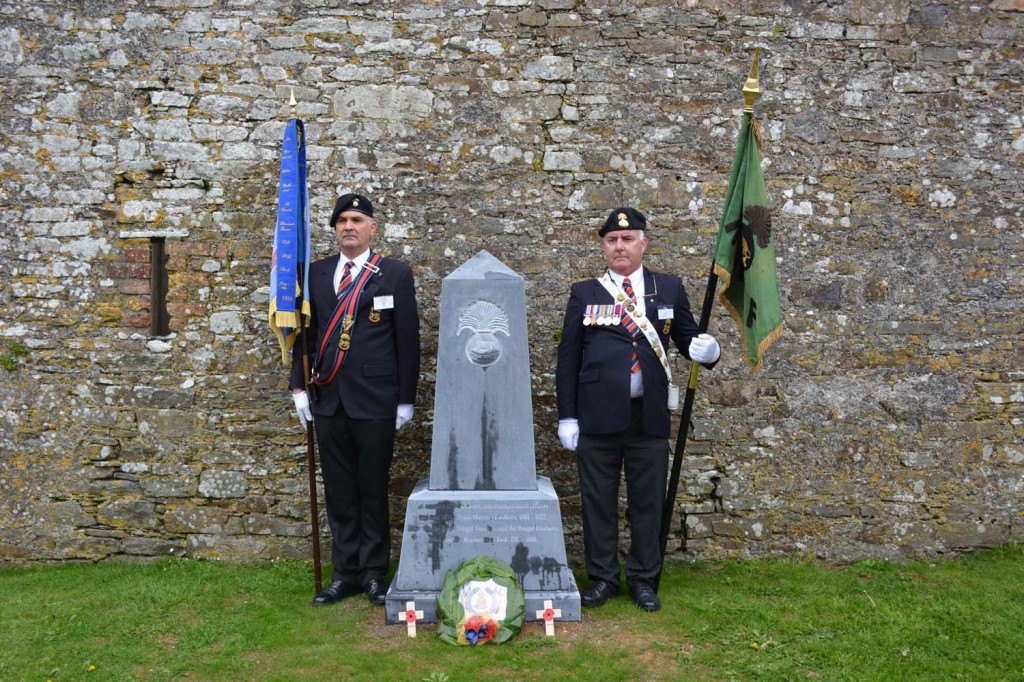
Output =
[{"x1": 337, "y1": 260, "x2": 355, "y2": 296}]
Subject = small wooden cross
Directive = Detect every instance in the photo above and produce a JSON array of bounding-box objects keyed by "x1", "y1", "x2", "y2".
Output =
[
  {"x1": 397, "y1": 601, "x2": 425, "y2": 637},
  {"x1": 535, "y1": 599, "x2": 562, "y2": 637}
]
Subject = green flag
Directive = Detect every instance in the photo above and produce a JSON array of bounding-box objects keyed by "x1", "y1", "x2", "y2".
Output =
[{"x1": 712, "y1": 112, "x2": 782, "y2": 373}]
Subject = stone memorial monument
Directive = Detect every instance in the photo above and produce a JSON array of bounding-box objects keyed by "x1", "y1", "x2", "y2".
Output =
[{"x1": 385, "y1": 251, "x2": 581, "y2": 624}]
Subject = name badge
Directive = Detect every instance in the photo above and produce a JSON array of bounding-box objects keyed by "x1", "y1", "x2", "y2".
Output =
[
  {"x1": 374, "y1": 295, "x2": 395, "y2": 310},
  {"x1": 658, "y1": 307, "x2": 674, "y2": 320}
]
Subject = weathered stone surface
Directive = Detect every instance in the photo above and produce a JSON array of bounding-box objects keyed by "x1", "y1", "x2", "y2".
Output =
[
  {"x1": 197, "y1": 470, "x2": 248, "y2": 499},
  {"x1": 427, "y1": 251, "x2": 537, "y2": 491},
  {"x1": 165, "y1": 506, "x2": 241, "y2": 535},
  {"x1": 95, "y1": 500, "x2": 160, "y2": 531},
  {"x1": 0, "y1": 0, "x2": 1020, "y2": 568}
]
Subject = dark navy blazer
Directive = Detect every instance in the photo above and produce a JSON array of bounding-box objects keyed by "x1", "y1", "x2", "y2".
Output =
[
  {"x1": 290, "y1": 253, "x2": 420, "y2": 420},
  {"x1": 556, "y1": 267, "x2": 713, "y2": 438}
]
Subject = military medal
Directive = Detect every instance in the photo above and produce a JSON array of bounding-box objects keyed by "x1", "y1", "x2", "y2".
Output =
[
  {"x1": 339, "y1": 313, "x2": 355, "y2": 349},
  {"x1": 369, "y1": 308, "x2": 381, "y2": 323},
  {"x1": 582, "y1": 305, "x2": 592, "y2": 326},
  {"x1": 597, "y1": 305, "x2": 607, "y2": 326},
  {"x1": 662, "y1": 319, "x2": 671, "y2": 335},
  {"x1": 612, "y1": 305, "x2": 622, "y2": 325}
]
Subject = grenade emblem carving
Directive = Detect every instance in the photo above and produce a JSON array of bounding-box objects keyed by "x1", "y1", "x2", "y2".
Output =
[{"x1": 457, "y1": 300, "x2": 510, "y2": 368}]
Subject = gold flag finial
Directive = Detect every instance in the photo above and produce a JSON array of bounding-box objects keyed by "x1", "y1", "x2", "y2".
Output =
[
  {"x1": 288, "y1": 87, "x2": 297, "y2": 117},
  {"x1": 743, "y1": 48, "x2": 760, "y2": 113}
]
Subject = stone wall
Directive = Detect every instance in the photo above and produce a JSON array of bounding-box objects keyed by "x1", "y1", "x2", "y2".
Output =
[{"x1": 1, "y1": 0, "x2": 1021, "y2": 566}]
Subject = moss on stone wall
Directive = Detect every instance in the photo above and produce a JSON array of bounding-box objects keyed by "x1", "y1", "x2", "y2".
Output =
[{"x1": 0, "y1": 0, "x2": 1021, "y2": 565}]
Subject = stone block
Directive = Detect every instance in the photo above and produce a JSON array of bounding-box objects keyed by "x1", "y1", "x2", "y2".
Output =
[
  {"x1": 198, "y1": 470, "x2": 248, "y2": 499},
  {"x1": 95, "y1": 499, "x2": 160, "y2": 530},
  {"x1": 165, "y1": 506, "x2": 237, "y2": 534},
  {"x1": 524, "y1": 56, "x2": 573, "y2": 81},
  {"x1": 333, "y1": 85, "x2": 434, "y2": 121},
  {"x1": 936, "y1": 522, "x2": 1008, "y2": 550},
  {"x1": 121, "y1": 536, "x2": 184, "y2": 556}
]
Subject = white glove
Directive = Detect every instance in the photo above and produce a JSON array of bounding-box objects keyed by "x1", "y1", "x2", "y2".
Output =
[
  {"x1": 558, "y1": 419, "x2": 580, "y2": 451},
  {"x1": 291, "y1": 390, "x2": 313, "y2": 424},
  {"x1": 396, "y1": 404, "x2": 413, "y2": 430},
  {"x1": 688, "y1": 333, "x2": 721, "y2": 364}
]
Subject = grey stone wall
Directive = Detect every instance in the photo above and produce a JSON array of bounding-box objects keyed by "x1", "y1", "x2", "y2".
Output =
[{"x1": 0, "y1": 0, "x2": 1021, "y2": 565}]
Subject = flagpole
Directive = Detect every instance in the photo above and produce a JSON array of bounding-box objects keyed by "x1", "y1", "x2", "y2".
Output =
[
  {"x1": 659, "y1": 50, "x2": 761, "y2": 560},
  {"x1": 301, "y1": 303, "x2": 323, "y2": 595},
  {"x1": 288, "y1": 88, "x2": 324, "y2": 594}
]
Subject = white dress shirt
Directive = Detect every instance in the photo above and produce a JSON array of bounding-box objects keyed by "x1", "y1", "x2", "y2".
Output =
[{"x1": 333, "y1": 249, "x2": 371, "y2": 292}]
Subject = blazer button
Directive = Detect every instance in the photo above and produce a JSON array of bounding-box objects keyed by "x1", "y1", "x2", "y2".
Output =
[{"x1": 632, "y1": 341, "x2": 638, "y2": 347}]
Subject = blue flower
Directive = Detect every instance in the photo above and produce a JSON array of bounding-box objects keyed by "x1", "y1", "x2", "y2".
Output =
[{"x1": 465, "y1": 623, "x2": 489, "y2": 645}]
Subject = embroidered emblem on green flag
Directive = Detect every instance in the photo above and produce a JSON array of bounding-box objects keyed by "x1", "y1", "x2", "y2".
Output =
[{"x1": 712, "y1": 112, "x2": 782, "y2": 373}]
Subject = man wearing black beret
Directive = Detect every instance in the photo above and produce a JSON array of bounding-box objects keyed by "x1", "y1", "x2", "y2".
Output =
[
  {"x1": 555, "y1": 207, "x2": 720, "y2": 612},
  {"x1": 289, "y1": 192, "x2": 420, "y2": 607}
]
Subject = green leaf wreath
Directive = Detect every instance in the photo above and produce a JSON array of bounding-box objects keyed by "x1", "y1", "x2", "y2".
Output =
[{"x1": 436, "y1": 554, "x2": 525, "y2": 645}]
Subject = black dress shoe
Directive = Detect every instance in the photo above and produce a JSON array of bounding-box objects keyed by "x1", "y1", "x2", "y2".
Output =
[
  {"x1": 581, "y1": 580, "x2": 621, "y2": 607},
  {"x1": 311, "y1": 580, "x2": 362, "y2": 606},
  {"x1": 628, "y1": 580, "x2": 661, "y2": 612},
  {"x1": 364, "y1": 578, "x2": 387, "y2": 605}
]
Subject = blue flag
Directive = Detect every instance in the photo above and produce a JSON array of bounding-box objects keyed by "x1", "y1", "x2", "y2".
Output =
[{"x1": 269, "y1": 119, "x2": 311, "y2": 366}]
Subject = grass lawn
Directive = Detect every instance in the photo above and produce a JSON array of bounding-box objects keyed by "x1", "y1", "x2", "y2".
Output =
[{"x1": 2, "y1": 545, "x2": 1022, "y2": 681}]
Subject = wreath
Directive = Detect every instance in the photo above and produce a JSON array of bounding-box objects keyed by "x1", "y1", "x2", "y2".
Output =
[{"x1": 436, "y1": 554, "x2": 525, "y2": 645}]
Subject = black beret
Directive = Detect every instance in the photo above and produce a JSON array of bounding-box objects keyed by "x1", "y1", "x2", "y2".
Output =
[
  {"x1": 599, "y1": 207, "x2": 647, "y2": 236},
  {"x1": 329, "y1": 193, "x2": 374, "y2": 226}
]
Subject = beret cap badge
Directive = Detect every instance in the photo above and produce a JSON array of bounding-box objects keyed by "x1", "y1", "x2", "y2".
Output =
[
  {"x1": 600, "y1": 206, "x2": 647, "y2": 236},
  {"x1": 328, "y1": 192, "x2": 374, "y2": 226}
]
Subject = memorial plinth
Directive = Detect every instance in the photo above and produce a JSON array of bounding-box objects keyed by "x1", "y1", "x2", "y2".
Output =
[{"x1": 386, "y1": 251, "x2": 580, "y2": 624}]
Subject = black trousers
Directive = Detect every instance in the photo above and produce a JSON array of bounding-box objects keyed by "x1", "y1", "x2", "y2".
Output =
[
  {"x1": 314, "y1": 405, "x2": 396, "y2": 586},
  {"x1": 576, "y1": 398, "x2": 668, "y2": 587}
]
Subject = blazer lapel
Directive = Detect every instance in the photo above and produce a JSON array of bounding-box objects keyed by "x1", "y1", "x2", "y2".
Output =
[
  {"x1": 361, "y1": 261, "x2": 383, "y2": 301},
  {"x1": 316, "y1": 255, "x2": 340, "y2": 301},
  {"x1": 643, "y1": 267, "x2": 659, "y2": 305}
]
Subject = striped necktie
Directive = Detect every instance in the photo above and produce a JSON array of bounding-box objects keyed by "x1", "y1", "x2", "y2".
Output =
[
  {"x1": 337, "y1": 260, "x2": 355, "y2": 296},
  {"x1": 623, "y1": 277, "x2": 640, "y2": 373}
]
